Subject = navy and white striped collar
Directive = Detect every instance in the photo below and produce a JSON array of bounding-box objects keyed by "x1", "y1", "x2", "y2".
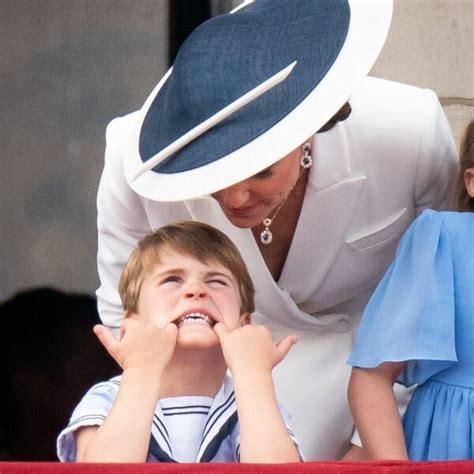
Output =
[{"x1": 148, "y1": 375, "x2": 237, "y2": 462}]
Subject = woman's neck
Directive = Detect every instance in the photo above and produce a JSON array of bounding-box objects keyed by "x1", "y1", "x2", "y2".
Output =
[{"x1": 252, "y1": 167, "x2": 310, "y2": 281}]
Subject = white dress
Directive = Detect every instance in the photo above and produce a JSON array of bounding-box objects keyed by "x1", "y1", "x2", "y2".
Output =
[{"x1": 95, "y1": 77, "x2": 458, "y2": 459}]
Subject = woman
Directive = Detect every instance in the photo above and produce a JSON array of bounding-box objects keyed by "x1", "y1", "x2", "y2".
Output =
[{"x1": 96, "y1": 0, "x2": 458, "y2": 459}]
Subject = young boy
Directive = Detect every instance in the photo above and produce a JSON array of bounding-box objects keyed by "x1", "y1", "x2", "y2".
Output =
[{"x1": 57, "y1": 221, "x2": 301, "y2": 463}]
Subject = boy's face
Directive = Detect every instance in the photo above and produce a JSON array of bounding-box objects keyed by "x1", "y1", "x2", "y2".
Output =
[{"x1": 131, "y1": 247, "x2": 250, "y2": 349}]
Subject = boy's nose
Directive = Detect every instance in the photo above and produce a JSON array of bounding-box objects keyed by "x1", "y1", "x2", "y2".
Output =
[{"x1": 183, "y1": 282, "x2": 207, "y2": 299}]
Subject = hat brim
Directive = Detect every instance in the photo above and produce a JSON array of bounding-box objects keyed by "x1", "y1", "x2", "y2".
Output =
[{"x1": 125, "y1": 0, "x2": 393, "y2": 202}]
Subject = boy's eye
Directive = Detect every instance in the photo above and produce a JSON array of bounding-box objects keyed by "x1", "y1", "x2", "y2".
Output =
[
  {"x1": 160, "y1": 275, "x2": 181, "y2": 285},
  {"x1": 207, "y1": 279, "x2": 228, "y2": 287}
]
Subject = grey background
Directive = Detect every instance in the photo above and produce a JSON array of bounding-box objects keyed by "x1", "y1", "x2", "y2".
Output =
[
  {"x1": 1, "y1": 0, "x2": 473, "y2": 302},
  {"x1": 2, "y1": 0, "x2": 169, "y2": 300}
]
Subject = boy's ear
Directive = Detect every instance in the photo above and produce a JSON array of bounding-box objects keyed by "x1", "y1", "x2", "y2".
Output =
[
  {"x1": 120, "y1": 310, "x2": 137, "y2": 339},
  {"x1": 239, "y1": 312, "x2": 251, "y2": 326},
  {"x1": 464, "y1": 168, "x2": 474, "y2": 198}
]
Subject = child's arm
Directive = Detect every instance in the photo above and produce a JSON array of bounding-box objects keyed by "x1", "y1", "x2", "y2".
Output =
[
  {"x1": 348, "y1": 362, "x2": 408, "y2": 460},
  {"x1": 214, "y1": 323, "x2": 300, "y2": 463},
  {"x1": 75, "y1": 319, "x2": 177, "y2": 462}
]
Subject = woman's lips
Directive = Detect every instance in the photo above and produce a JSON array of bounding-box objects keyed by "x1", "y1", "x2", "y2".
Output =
[{"x1": 226, "y1": 202, "x2": 262, "y2": 219}]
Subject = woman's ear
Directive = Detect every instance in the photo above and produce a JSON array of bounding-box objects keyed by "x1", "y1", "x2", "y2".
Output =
[
  {"x1": 239, "y1": 312, "x2": 251, "y2": 326},
  {"x1": 464, "y1": 168, "x2": 474, "y2": 198}
]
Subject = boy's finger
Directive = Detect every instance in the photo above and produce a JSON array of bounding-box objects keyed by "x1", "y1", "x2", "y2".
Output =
[
  {"x1": 213, "y1": 322, "x2": 230, "y2": 339},
  {"x1": 93, "y1": 324, "x2": 119, "y2": 357},
  {"x1": 273, "y1": 335, "x2": 298, "y2": 367},
  {"x1": 165, "y1": 323, "x2": 178, "y2": 338}
]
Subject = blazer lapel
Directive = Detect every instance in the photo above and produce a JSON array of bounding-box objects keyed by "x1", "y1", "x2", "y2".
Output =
[{"x1": 279, "y1": 125, "x2": 366, "y2": 304}]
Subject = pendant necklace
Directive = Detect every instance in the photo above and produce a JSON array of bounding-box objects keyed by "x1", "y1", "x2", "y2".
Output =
[{"x1": 260, "y1": 141, "x2": 313, "y2": 245}]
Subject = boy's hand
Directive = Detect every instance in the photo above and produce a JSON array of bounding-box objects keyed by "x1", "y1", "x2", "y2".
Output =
[
  {"x1": 94, "y1": 319, "x2": 177, "y2": 374},
  {"x1": 214, "y1": 322, "x2": 297, "y2": 376}
]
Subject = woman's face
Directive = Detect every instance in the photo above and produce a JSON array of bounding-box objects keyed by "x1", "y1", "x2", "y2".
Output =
[{"x1": 211, "y1": 145, "x2": 302, "y2": 228}]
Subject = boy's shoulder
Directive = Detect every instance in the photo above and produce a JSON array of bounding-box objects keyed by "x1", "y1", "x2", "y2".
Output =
[
  {"x1": 91, "y1": 374, "x2": 122, "y2": 389},
  {"x1": 78, "y1": 375, "x2": 122, "y2": 405}
]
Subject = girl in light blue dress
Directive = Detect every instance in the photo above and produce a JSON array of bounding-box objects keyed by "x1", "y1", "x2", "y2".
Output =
[{"x1": 347, "y1": 120, "x2": 474, "y2": 461}]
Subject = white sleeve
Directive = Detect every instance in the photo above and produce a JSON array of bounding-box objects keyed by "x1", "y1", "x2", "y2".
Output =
[
  {"x1": 56, "y1": 379, "x2": 120, "y2": 462},
  {"x1": 96, "y1": 115, "x2": 190, "y2": 330},
  {"x1": 278, "y1": 403, "x2": 305, "y2": 461},
  {"x1": 96, "y1": 115, "x2": 154, "y2": 330},
  {"x1": 413, "y1": 89, "x2": 458, "y2": 214}
]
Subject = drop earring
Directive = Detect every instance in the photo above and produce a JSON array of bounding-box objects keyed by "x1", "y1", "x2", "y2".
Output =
[
  {"x1": 300, "y1": 142, "x2": 312, "y2": 168},
  {"x1": 260, "y1": 141, "x2": 313, "y2": 245}
]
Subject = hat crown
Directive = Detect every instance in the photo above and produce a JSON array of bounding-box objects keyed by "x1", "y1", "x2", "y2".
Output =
[{"x1": 139, "y1": 0, "x2": 350, "y2": 173}]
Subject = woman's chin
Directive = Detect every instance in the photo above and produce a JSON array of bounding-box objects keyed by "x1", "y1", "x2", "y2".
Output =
[
  {"x1": 225, "y1": 214, "x2": 263, "y2": 229},
  {"x1": 219, "y1": 204, "x2": 268, "y2": 229}
]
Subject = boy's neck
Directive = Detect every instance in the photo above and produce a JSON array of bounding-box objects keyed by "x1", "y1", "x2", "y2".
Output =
[{"x1": 159, "y1": 346, "x2": 228, "y2": 399}]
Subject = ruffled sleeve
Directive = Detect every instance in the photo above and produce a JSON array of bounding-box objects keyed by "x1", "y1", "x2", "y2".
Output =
[{"x1": 347, "y1": 210, "x2": 457, "y2": 387}]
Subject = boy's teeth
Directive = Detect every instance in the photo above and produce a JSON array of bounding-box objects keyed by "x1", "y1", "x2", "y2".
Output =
[{"x1": 178, "y1": 312, "x2": 213, "y2": 328}]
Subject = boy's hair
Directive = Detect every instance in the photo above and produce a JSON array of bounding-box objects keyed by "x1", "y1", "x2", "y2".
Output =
[
  {"x1": 119, "y1": 221, "x2": 255, "y2": 315},
  {"x1": 455, "y1": 120, "x2": 474, "y2": 211}
]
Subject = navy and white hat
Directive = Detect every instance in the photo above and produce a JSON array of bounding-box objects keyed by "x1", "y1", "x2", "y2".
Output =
[{"x1": 125, "y1": 0, "x2": 393, "y2": 201}]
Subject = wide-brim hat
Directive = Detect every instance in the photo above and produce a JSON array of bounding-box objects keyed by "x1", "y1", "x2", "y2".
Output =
[{"x1": 125, "y1": 0, "x2": 393, "y2": 202}]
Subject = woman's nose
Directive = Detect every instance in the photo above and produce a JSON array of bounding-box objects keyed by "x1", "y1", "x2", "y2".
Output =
[{"x1": 215, "y1": 182, "x2": 250, "y2": 209}]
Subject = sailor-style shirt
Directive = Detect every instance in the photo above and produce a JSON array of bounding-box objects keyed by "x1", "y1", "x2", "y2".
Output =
[{"x1": 57, "y1": 375, "x2": 302, "y2": 462}]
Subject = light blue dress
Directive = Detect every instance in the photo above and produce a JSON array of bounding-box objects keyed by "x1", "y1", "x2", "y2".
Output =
[{"x1": 348, "y1": 210, "x2": 474, "y2": 460}]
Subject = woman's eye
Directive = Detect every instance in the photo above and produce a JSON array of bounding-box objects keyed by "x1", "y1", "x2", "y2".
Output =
[{"x1": 252, "y1": 167, "x2": 273, "y2": 180}]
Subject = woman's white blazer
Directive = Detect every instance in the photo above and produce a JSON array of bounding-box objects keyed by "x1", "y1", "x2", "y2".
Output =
[{"x1": 96, "y1": 77, "x2": 458, "y2": 460}]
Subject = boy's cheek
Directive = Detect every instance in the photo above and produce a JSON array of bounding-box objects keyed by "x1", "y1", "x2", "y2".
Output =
[{"x1": 222, "y1": 316, "x2": 246, "y2": 331}]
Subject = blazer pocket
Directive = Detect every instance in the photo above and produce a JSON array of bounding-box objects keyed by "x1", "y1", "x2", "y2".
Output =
[{"x1": 346, "y1": 209, "x2": 409, "y2": 252}]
